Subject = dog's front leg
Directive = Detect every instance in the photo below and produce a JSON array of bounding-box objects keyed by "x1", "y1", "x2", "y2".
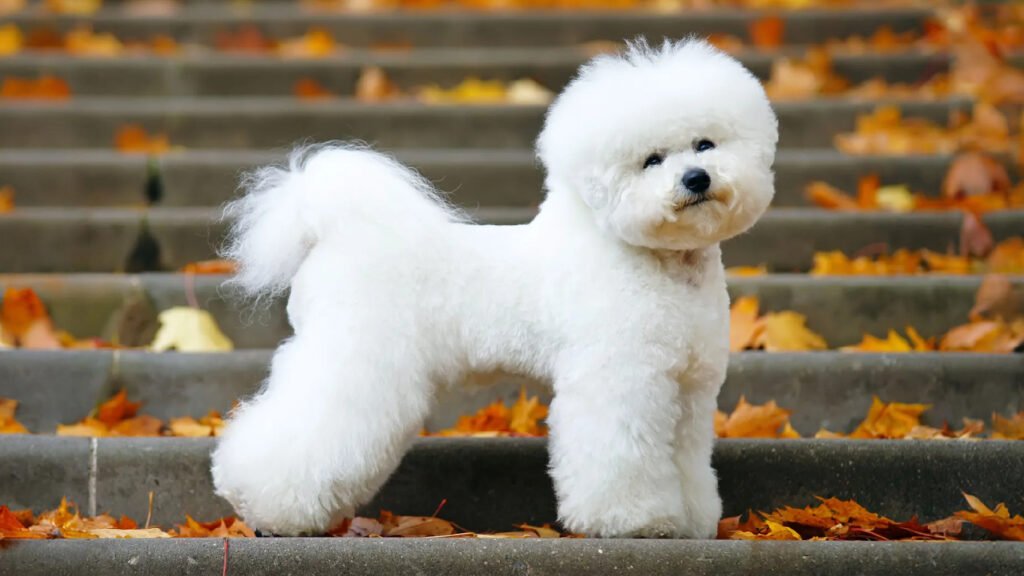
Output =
[
  {"x1": 671, "y1": 389, "x2": 722, "y2": 539},
  {"x1": 546, "y1": 362, "x2": 691, "y2": 538}
]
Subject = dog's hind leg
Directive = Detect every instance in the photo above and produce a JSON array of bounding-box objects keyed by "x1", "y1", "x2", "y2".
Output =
[
  {"x1": 546, "y1": 361, "x2": 691, "y2": 538},
  {"x1": 211, "y1": 334, "x2": 433, "y2": 535}
]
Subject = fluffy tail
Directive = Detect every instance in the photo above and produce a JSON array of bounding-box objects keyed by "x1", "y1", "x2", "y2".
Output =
[{"x1": 221, "y1": 143, "x2": 464, "y2": 300}]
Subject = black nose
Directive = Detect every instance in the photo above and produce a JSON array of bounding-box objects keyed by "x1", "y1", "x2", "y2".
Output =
[{"x1": 682, "y1": 168, "x2": 711, "y2": 194}]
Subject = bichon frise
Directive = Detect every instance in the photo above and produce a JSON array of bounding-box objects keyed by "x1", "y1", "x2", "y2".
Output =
[{"x1": 211, "y1": 39, "x2": 777, "y2": 539}]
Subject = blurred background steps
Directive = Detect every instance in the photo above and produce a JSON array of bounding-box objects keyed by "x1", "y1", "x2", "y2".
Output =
[{"x1": 5, "y1": 149, "x2": 1012, "y2": 207}]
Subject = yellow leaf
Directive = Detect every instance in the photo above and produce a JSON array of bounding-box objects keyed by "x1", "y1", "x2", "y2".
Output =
[
  {"x1": 729, "y1": 296, "x2": 762, "y2": 352},
  {"x1": 0, "y1": 23, "x2": 22, "y2": 56},
  {"x1": 757, "y1": 311, "x2": 827, "y2": 351},
  {"x1": 875, "y1": 185, "x2": 914, "y2": 212},
  {"x1": 150, "y1": 307, "x2": 234, "y2": 353}
]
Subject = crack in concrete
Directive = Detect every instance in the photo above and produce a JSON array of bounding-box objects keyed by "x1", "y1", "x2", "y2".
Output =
[{"x1": 88, "y1": 437, "x2": 98, "y2": 517}]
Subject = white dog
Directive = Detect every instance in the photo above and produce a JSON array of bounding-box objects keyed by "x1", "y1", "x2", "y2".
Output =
[{"x1": 211, "y1": 39, "x2": 777, "y2": 539}]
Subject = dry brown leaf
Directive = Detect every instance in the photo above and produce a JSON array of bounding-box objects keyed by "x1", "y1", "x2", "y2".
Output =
[
  {"x1": 841, "y1": 327, "x2": 935, "y2": 353},
  {"x1": 429, "y1": 388, "x2": 547, "y2": 437},
  {"x1": 294, "y1": 78, "x2": 335, "y2": 100},
  {"x1": 943, "y1": 152, "x2": 1012, "y2": 200},
  {"x1": 44, "y1": 0, "x2": 100, "y2": 15},
  {"x1": 0, "y1": 75, "x2": 71, "y2": 100},
  {"x1": 955, "y1": 493, "x2": 1024, "y2": 541},
  {"x1": 716, "y1": 396, "x2": 798, "y2": 439},
  {"x1": 991, "y1": 412, "x2": 1024, "y2": 440},
  {"x1": 0, "y1": 185, "x2": 13, "y2": 213},
  {"x1": 115, "y1": 124, "x2": 171, "y2": 155},
  {"x1": 0, "y1": 397, "x2": 28, "y2": 434},
  {"x1": 277, "y1": 28, "x2": 337, "y2": 58},
  {"x1": 749, "y1": 15, "x2": 784, "y2": 49},
  {"x1": 355, "y1": 67, "x2": 400, "y2": 103},
  {"x1": 180, "y1": 259, "x2": 238, "y2": 275}
]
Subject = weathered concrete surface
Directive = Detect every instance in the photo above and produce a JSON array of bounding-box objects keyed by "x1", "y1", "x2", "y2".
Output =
[
  {"x1": 2, "y1": 437, "x2": 1022, "y2": 530},
  {"x1": 3, "y1": 540, "x2": 1023, "y2": 576},
  {"x1": 2, "y1": 350, "x2": 1021, "y2": 435},
  {"x1": 3, "y1": 149, "x2": 1014, "y2": 209},
  {"x1": 0, "y1": 98, "x2": 968, "y2": 149},
  {"x1": 0, "y1": 273, "x2": 1017, "y2": 348},
  {"x1": 0, "y1": 435, "x2": 92, "y2": 514},
  {"x1": 2, "y1": 7, "x2": 933, "y2": 46},
  {"x1": 2, "y1": 208, "x2": 1022, "y2": 272},
  {"x1": 0, "y1": 51, "x2": 964, "y2": 97}
]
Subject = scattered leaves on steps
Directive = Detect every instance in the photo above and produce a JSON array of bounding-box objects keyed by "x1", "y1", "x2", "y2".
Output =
[
  {"x1": 354, "y1": 67, "x2": 555, "y2": 105},
  {"x1": 0, "y1": 185, "x2": 15, "y2": 213},
  {"x1": 53, "y1": 390, "x2": 226, "y2": 438},
  {"x1": 721, "y1": 497, "x2": 960, "y2": 541},
  {"x1": 0, "y1": 75, "x2": 71, "y2": 100},
  {"x1": 426, "y1": 388, "x2": 548, "y2": 437},
  {"x1": 1, "y1": 499, "x2": 571, "y2": 540},
  {"x1": 808, "y1": 165, "x2": 1024, "y2": 214},
  {"x1": 834, "y1": 104, "x2": 1018, "y2": 156},
  {"x1": 811, "y1": 239, "x2": 1024, "y2": 276}
]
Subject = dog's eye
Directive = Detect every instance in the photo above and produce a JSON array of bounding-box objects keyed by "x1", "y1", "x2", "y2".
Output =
[
  {"x1": 694, "y1": 139, "x2": 716, "y2": 153},
  {"x1": 643, "y1": 153, "x2": 664, "y2": 169}
]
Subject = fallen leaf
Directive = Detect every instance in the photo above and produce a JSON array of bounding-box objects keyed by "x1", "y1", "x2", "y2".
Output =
[
  {"x1": 149, "y1": 307, "x2": 234, "y2": 353},
  {"x1": 757, "y1": 311, "x2": 828, "y2": 352},
  {"x1": 0, "y1": 23, "x2": 22, "y2": 56},
  {"x1": 115, "y1": 124, "x2": 171, "y2": 155},
  {"x1": 849, "y1": 396, "x2": 932, "y2": 439},
  {"x1": 277, "y1": 28, "x2": 336, "y2": 58},
  {"x1": 729, "y1": 296, "x2": 762, "y2": 352},
  {"x1": 180, "y1": 259, "x2": 238, "y2": 275},
  {"x1": 96, "y1": 390, "x2": 141, "y2": 427},
  {"x1": 943, "y1": 152, "x2": 1011, "y2": 200},
  {"x1": 0, "y1": 75, "x2": 71, "y2": 100},
  {"x1": 0, "y1": 397, "x2": 28, "y2": 434},
  {"x1": 749, "y1": 15, "x2": 784, "y2": 49},
  {"x1": 716, "y1": 396, "x2": 798, "y2": 439},
  {"x1": 991, "y1": 412, "x2": 1024, "y2": 440},
  {"x1": 428, "y1": 387, "x2": 547, "y2": 437},
  {"x1": 0, "y1": 185, "x2": 12, "y2": 213},
  {"x1": 44, "y1": 0, "x2": 100, "y2": 15},
  {"x1": 355, "y1": 67, "x2": 400, "y2": 103},
  {"x1": 294, "y1": 78, "x2": 335, "y2": 100},
  {"x1": 955, "y1": 493, "x2": 1024, "y2": 541}
]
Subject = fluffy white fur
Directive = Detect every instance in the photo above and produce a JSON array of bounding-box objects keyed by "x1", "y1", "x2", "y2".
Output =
[{"x1": 211, "y1": 39, "x2": 777, "y2": 538}]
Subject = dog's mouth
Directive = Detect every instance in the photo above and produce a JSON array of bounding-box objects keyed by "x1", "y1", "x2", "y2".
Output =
[{"x1": 675, "y1": 192, "x2": 717, "y2": 211}]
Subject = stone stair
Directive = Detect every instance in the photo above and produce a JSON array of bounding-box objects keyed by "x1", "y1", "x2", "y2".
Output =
[{"x1": 1, "y1": 1, "x2": 1023, "y2": 574}]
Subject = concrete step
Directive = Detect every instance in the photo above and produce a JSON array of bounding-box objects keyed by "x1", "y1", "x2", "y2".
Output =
[
  {"x1": 0, "y1": 208, "x2": 1019, "y2": 273},
  {"x1": 0, "y1": 51, "x2": 965, "y2": 97},
  {"x1": 2, "y1": 349, "x2": 1020, "y2": 437},
  {"x1": 4, "y1": 539, "x2": 1022, "y2": 576},
  {"x1": 0, "y1": 98, "x2": 968, "y2": 149},
  {"x1": 1, "y1": 436, "x2": 1021, "y2": 532},
  {"x1": 2, "y1": 149, "x2": 1012, "y2": 209},
  {"x1": 2, "y1": 7, "x2": 932, "y2": 47},
  {"x1": 0, "y1": 273, "x2": 1017, "y2": 348}
]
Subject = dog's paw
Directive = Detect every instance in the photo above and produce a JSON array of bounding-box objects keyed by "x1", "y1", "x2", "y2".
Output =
[{"x1": 622, "y1": 518, "x2": 682, "y2": 539}]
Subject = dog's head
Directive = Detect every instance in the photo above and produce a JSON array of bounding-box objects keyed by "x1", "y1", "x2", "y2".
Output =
[{"x1": 537, "y1": 39, "x2": 778, "y2": 251}]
